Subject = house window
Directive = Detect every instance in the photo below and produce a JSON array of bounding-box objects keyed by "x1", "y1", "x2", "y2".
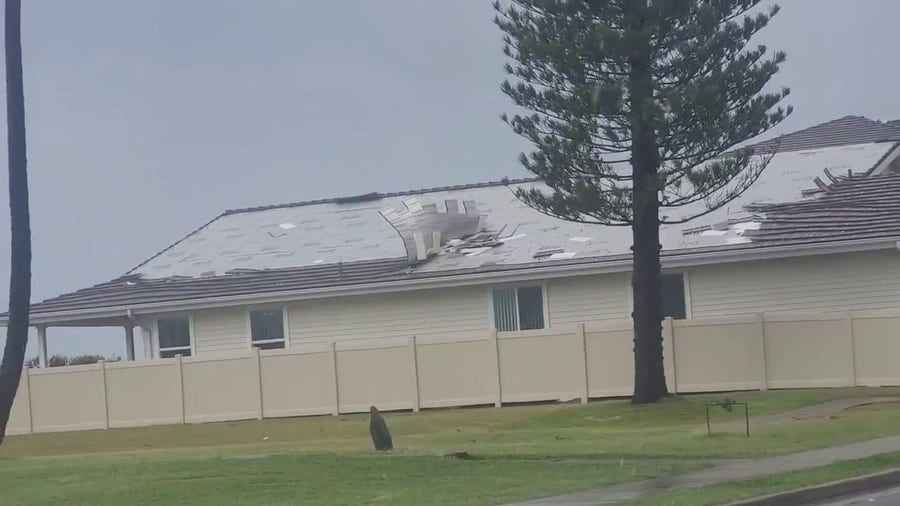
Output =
[
  {"x1": 157, "y1": 317, "x2": 192, "y2": 358},
  {"x1": 662, "y1": 273, "x2": 687, "y2": 320},
  {"x1": 250, "y1": 309, "x2": 286, "y2": 349},
  {"x1": 492, "y1": 286, "x2": 545, "y2": 332}
]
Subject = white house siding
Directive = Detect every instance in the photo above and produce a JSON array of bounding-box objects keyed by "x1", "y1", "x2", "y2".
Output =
[
  {"x1": 286, "y1": 286, "x2": 491, "y2": 342},
  {"x1": 192, "y1": 308, "x2": 248, "y2": 354},
  {"x1": 547, "y1": 274, "x2": 630, "y2": 325},
  {"x1": 689, "y1": 250, "x2": 900, "y2": 318},
  {"x1": 174, "y1": 250, "x2": 900, "y2": 355}
]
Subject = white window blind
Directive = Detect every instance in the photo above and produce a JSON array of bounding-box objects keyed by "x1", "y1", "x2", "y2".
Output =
[{"x1": 492, "y1": 286, "x2": 545, "y2": 332}]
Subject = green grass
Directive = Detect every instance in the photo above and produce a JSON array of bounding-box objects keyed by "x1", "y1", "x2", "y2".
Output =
[
  {"x1": 626, "y1": 452, "x2": 900, "y2": 506},
  {"x1": 1, "y1": 388, "x2": 900, "y2": 505}
]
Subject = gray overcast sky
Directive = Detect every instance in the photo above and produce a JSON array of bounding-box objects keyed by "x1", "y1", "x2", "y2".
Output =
[{"x1": 1, "y1": 0, "x2": 899, "y2": 358}]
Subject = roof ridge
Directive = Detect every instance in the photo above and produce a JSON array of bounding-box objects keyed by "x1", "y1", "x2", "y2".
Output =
[
  {"x1": 222, "y1": 177, "x2": 539, "y2": 216},
  {"x1": 747, "y1": 115, "x2": 900, "y2": 154}
]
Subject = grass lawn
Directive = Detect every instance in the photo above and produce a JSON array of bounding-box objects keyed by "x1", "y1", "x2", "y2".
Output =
[
  {"x1": 626, "y1": 451, "x2": 900, "y2": 506},
  {"x1": 1, "y1": 387, "x2": 900, "y2": 505}
]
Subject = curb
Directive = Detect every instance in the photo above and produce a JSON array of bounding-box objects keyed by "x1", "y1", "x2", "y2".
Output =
[{"x1": 724, "y1": 468, "x2": 900, "y2": 506}]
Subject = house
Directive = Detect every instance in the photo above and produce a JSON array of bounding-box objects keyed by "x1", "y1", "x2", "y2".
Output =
[{"x1": 10, "y1": 115, "x2": 900, "y2": 366}]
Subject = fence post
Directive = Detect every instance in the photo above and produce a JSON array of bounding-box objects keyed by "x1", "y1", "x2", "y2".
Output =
[
  {"x1": 99, "y1": 360, "x2": 110, "y2": 430},
  {"x1": 409, "y1": 336, "x2": 420, "y2": 412},
  {"x1": 329, "y1": 341, "x2": 340, "y2": 416},
  {"x1": 846, "y1": 311, "x2": 857, "y2": 387},
  {"x1": 253, "y1": 347, "x2": 264, "y2": 420},
  {"x1": 490, "y1": 330, "x2": 502, "y2": 407},
  {"x1": 23, "y1": 367, "x2": 33, "y2": 434},
  {"x1": 756, "y1": 313, "x2": 768, "y2": 391},
  {"x1": 662, "y1": 317, "x2": 678, "y2": 394},
  {"x1": 175, "y1": 354, "x2": 186, "y2": 424},
  {"x1": 576, "y1": 324, "x2": 589, "y2": 403}
]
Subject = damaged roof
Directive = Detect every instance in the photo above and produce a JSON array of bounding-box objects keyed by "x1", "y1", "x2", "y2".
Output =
[
  {"x1": 22, "y1": 116, "x2": 900, "y2": 319},
  {"x1": 746, "y1": 172, "x2": 900, "y2": 244}
]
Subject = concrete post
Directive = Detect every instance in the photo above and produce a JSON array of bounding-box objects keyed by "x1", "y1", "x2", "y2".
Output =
[
  {"x1": 36, "y1": 326, "x2": 48, "y2": 368},
  {"x1": 124, "y1": 325, "x2": 136, "y2": 361}
]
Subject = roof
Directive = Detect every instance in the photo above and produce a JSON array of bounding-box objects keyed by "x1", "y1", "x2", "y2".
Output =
[
  {"x1": 21, "y1": 116, "x2": 900, "y2": 321},
  {"x1": 749, "y1": 116, "x2": 900, "y2": 154},
  {"x1": 127, "y1": 141, "x2": 897, "y2": 280},
  {"x1": 28, "y1": 258, "x2": 411, "y2": 317},
  {"x1": 746, "y1": 172, "x2": 900, "y2": 244}
]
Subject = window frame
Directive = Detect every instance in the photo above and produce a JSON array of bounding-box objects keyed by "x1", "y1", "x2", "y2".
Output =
[
  {"x1": 488, "y1": 283, "x2": 550, "y2": 332},
  {"x1": 154, "y1": 314, "x2": 195, "y2": 359},
  {"x1": 245, "y1": 305, "x2": 290, "y2": 350},
  {"x1": 625, "y1": 270, "x2": 693, "y2": 320}
]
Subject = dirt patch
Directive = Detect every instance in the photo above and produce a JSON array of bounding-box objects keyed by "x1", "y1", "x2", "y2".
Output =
[
  {"x1": 762, "y1": 397, "x2": 900, "y2": 423},
  {"x1": 702, "y1": 397, "x2": 900, "y2": 434}
]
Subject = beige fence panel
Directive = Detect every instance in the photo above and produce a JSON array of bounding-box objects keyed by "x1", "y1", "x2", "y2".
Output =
[
  {"x1": 29, "y1": 364, "x2": 106, "y2": 433},
  {"x1": 584, "y1": 321, "x2": 634, "y2": 397},
  {"x1": 260, "y1": 345, "x2": 334, "y2": 418},
  {"x1": 852, "y1": 309, "x2": 900, "y2": 386},
  {"x1": 10, "y1": 307, "x2": 900, "y2": 437},
  {"x1": 416, "y1": 332, "x2": 496, "y2": 409},
  {"x1": 335, "y1": 338, "x2": 414, "y2": 413},
  {"x1": 6, "y1": 370, "x2": 31, "y2": 435},
  {"x1": 498, "y1": 327, "x2": 582, "y2": 403},
  {"x1": 182, "y1": 353, "x2": 259, "y2": 423},
  {"x1": 765, "y1": 314, "x2": 853, "y2": 389},
  {"x1": 673, "y1": 316, "x2": 761, "y2": 393},
  {"x1": 105, "y1": 360, "x2": 182, "y2": 428}
]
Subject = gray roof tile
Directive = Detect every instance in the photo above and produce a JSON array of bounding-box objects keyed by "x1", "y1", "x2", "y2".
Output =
[
  {"x1": 746, "y1": 172, "x2": 900, "y2": 244},
  {"x1": 749, "y1": 115, "x2": 900, "y2": 154}
]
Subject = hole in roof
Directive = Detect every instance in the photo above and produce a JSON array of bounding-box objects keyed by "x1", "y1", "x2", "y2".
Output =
[
  {"x1": 534, "y1": 248, "x2": 564, "y2": 259},
  {"x1": 334, "y1": 192, "x2": 381, "y2": 204}
]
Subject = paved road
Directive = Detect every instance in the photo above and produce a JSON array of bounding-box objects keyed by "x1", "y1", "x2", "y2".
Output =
[
  {"x1": 504, "y1": 436, "x2": 900, "y2": 505},
  {"x1": 816, "y1": 486, "x2": 900, "y2": 505}
]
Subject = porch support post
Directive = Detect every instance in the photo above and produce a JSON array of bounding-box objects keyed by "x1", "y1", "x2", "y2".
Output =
[
  {"x1": 124, "y1": 324, "x2": 136, "y2": 361},
  {"x1": 36, "y1": 325, "x2": 48, "y2": 367}
]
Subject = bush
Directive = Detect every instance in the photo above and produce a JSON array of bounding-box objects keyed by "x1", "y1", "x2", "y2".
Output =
[{"x1": 25, "y1": 354, "x2": 121, "y2": 368}]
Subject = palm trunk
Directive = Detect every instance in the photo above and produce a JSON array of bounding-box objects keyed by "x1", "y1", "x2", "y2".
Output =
[
  {"x1": 0, "y1": 0, "x2": 31, "y2": 442},
  {"x1": 627, "y1": 0, "x2": 667, "y2": 404}
]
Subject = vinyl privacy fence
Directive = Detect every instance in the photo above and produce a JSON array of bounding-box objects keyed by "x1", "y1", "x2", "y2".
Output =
[{"x1": 8, "y1": 308, "x2": 900, "y2": 435}]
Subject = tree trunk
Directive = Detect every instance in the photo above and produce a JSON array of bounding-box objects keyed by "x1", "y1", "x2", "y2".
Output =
[
  {"x1": 0, "y1": 0, "x2": 31, "y2": 442},
  {"x1": 627, "y1": 1, "x2": 667, "y2": 404}
]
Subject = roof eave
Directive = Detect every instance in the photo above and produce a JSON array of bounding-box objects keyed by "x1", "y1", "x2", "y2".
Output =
[{"x1": 10, "y1": 236, "x2": 899, "y2": 326}]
